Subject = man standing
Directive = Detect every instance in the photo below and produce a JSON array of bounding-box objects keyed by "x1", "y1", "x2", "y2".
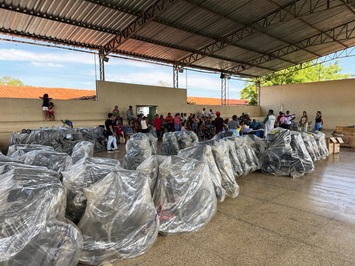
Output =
[
  {"x1": 285, "y1": 110, "x2": 295, "y2": 129},
  {"x1": 213, "y1": 111, "x2": 224, "y2": 134},
  {"x1": 263, "y1": 109, "x2": 276, "y2": 138},
  {"x1": 126, "y1": 105, "x2": 134, "y2": 122},
  {"x1": 105, "y1": 113, "x2": 119, "y2": 153},
  {"x1": 165, "y1": 112, "x2": 174, "y2": 132}
]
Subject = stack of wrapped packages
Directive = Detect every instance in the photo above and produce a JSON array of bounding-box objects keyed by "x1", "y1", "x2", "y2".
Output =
[{"x1": 259, "y1": 127, "x2": 315, "y2": 177}]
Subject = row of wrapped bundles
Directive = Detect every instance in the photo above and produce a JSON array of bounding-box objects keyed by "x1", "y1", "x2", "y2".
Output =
[
  {"x1": 260, "y1": 128, "x2": 315, "y2": 178},
  {"x1": 9, "y1": 126, "x2": 105, "y2": 154}
]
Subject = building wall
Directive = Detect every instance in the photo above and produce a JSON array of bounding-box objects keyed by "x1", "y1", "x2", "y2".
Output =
[{"x1": 260, "y1": 79, "x2": 355, "y2": 129}]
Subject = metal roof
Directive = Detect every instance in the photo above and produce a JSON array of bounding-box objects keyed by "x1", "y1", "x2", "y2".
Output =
[{"x1": 1, "y1": 0, "x2": 355, "y2": 78}]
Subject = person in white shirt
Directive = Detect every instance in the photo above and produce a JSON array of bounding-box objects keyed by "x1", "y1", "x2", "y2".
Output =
[
  {"x1": 201, "y1": 108, "x2": 206, "y2": 117},
  {"x1": 141, "y1": 116, "x2": 149, "y2": 133},
  {"x1": 285, "y1": 110, "x2": 295, "y2": 129},
  {"x1": 263, "y1": 109, "x2": 276, "y2": 137},
  {"x1": 208, "y1": 109, "x2": 214, "y2": 119}
]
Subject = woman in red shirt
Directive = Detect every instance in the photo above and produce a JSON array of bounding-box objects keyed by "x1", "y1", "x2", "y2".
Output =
[{"x1": 154, "y1": 114, "x2": 163, "y2": 139}]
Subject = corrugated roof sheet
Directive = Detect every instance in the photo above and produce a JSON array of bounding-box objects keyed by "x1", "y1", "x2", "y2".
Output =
[{"x1": 1, "y1": 0, "x2": 355, "y2": 77}]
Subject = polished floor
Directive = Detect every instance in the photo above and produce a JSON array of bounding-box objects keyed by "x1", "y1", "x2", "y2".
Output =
[{"x1": 95, "y1": 142, "x2": 355, "y2": 266}]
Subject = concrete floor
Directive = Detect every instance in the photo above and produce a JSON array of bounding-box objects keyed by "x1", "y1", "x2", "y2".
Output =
[{"x1": 93, "y1": 141, "x2": 355, "y2": 266}]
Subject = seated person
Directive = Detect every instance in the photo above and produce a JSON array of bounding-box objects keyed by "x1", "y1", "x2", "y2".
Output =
[
  {"x1": 250, "y1": 119, "x2": 260, "y2": 130},
  {"x1": 240, "y1": 122, "x2": 253, "y2": 134},
  {"x1": 124, "y1": 120, "x2": 134, "y2": 142}
]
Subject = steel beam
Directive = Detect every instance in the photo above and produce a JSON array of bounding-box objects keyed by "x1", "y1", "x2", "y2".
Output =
[
  {"x1": 227, "y1": 20, "x2": 355, "y2": 74},
  {"x1": 179, "y1": 0, "x2": 354, "y2": 66},
  {"x1": 99, "y1": 48, "x2": 105, "y2": 81},
  {"x1": 103, "y1": 0, "x2": 178, "y2": 55}
]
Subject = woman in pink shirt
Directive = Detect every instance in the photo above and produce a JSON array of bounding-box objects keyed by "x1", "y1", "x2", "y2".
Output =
[{"x1": 174, "y1": 113, "x2": 181, "y2": 131}]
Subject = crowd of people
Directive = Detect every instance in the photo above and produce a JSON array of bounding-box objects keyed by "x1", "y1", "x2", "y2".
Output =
[{"x1": 104, "y1": 105, "x2": 324, "y2": 152}]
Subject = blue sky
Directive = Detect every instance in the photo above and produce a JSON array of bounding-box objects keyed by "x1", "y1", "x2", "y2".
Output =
[{"x1": 1, "y1": 35, "x2": 355, "y2": 99}]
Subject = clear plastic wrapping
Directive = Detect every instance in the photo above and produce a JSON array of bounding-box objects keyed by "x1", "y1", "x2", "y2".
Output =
[
  {"x1": 174, "y1": 131, "x2": 199, "y2": 149},
  {"x1": 9, "y1": 127, "x2": 106, "y2": 154},
  {"x1": 0, "y1": 168, "x2": 82, "y2": 266},
  {"x1": 15, "y1": 150, "x2": 73, "y2": 172},
  {"x1": 177, "y1": 145, "x2": 226, "y2": 202},
  {"x1": 260, "y1": 127, "x2": 310, "y2": 177},
  {"x1": 309, "y1": 131, "x2": 329, "y2": 159},
  {"x1": 123, "y1": 133, "x2": 157, "y2": 170},
  {"x1": 196, "y1": 140, "x2": 239, "y2": 198},
  {"x1": 290, "y1": 131, "x2": 314, "y2": 174},
  {"x1": 7, "y1": 144, "x2": 55, "y2": 157},
  {"x1": 71, "y1": 141, "x2": 94, "y2": 164},
  {"x1": 62, "y1": 157, "x2": 121, "y2": 224},
  {"x1": 154, "y1": 156, "x2": 217, "y2": 234},
  {"x1": 78, "y1": 170, "x2": 159, "y2": 265},
  {"x1": 301, "y1": 132, "x2": 321, "y2": 161},
  {"x1": 160, "y1": 132, "x2": 180, "y2": 155},
  {"x1": 136, "y1": 155, "x2": 168, "y2": 196}
]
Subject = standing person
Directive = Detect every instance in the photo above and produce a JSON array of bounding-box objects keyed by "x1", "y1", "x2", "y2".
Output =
[
  {"x1": 314, "y1": 111, "x2": 324, "y2": 131},
  {"x1": 39, "y1": 93, "x2": 52, "y2": 121},
  {"x1": 213, "y1": 111, "x2": 224, "y2": 134},
  {"x1": 48, "y1": 102, "x2": 55, "y2": 121},
  {"x1": 165, "y1": 112, "x2": 174, "y2": 132},
  {"x1": 126, "y1": 105, "x2": 134, "y2": 122},
  {"x1": 279, "y1": 113, "x2": 288, "y2": 129},
  {"x1": 285, "y1": 110, "x2": 295, "y2": 129},
  {"x1": 105, "y1": 113, "x2": 119, "y2": 153},
  {"x1": 141, "y1": 116, "x2": 149, "y2": 133},
  {"x1": 201, "y1": 108, "x2": 206, "y2": 117},
  {"x1": 263, "y1": 109, "x2": 276, "y2": 137},
  {"x1": 154, "y1": 114, "x2": 162, "y2": 139},
  {"x1": 174, "y1": 113, "x2": 181, "y2": 131},
  {"x1": 228, "y1": 115, "x2": 240, "y2": 136},
  {"x1": 298, "y1": 111, "x2": 308, "y2": 132},
  {"x1": 208, "y1": 109, "x2": 214, "y2": 119}
]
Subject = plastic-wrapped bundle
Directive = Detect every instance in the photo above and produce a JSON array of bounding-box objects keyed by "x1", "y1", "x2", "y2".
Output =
[
  {"x1": 242, "y1": 137, "x2": 260, "y2": 173},
  {"x1": 62, "y1": 157, "x2": 121, "y2": 224},
  {"x1": 16, "y1": 150, "x2": 72, "y2": 172},
  {"x1": 301, "y1": 132, "x2": 321, "y2": 161},
  {"x1": 78, "y1": 170, "x2": 159, "y2": 265},
  {"x1": 154, "y1": 156, "x2": 217, "y2": 234},
  {"x1": 222, "y1": 137, "x2": 244, "y2": 178},
  {"x1": 212, "y1": 131, "x2": 235, "y2": 140},
  {"x1": 136, "y1": 155, "x2": 168, "y2": 196},
  {"x1": 7, "y1": 144, "x2": 55, "y2": 157},
  {"x1": 260, "y1": 127, "x2": 307, "y2": 178},
  {"x1": 246, "y1": 134, "x2": 268, "y2": 158},
  {"x1": 71, "y1": 141, "x2": 94, "y2": 164},
  {"x1": 173, "y1": 130, "x2": 199, "y2": 149},
  {"x1": 290, "y1": 131, "x2": 314, "y2": 174},
  {"x1": 160, "y1": 132, "x2": 180, "y2": 155},
  {"x1": 177, "y1": 145, "x2": 226, "y2": 202},
  {"x1": 0, "y1": 161, "x2": 48, "y2": 174},
  {"x1": 196, "y1": 140, "x2": 239, "y2": 198},
  {"x1": 144, "y1": 133, "x2": 158, "y2": 155},
  {"x1": 123, "y1": 133, "x2": 156, "y2": 170},
  {"x1": 0, "y1": 168, "x2": 82, "y2": 266},
  {"x1": 310, "y1": 131, "x2": 329, "y2": 159}
]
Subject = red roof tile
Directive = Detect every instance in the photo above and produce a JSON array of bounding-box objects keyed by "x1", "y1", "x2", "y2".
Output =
[{"x1": 0, "y1": 85, "x2": 95, "y2": 100}]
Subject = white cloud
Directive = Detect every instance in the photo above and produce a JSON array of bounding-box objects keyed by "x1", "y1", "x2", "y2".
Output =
[{"x1": 31, "y1": 61, "x2": 64, "y2": 68}]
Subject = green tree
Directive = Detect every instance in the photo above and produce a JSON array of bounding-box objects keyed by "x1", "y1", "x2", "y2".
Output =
[
  {"x1": 240, "y1": 60, "x2": 351, "y2": 105},
  {"x1": 0, "y1": 76, "x2": 24, "y2": 86}
]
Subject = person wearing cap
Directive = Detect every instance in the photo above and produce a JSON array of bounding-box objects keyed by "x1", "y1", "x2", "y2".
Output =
[{"x1": 213, "y1": 111, "x2": 224, "y2": 134}]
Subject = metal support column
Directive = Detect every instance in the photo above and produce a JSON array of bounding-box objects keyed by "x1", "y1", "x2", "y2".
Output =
[
  {"x1": 99, "y1": 48, "x2": 105, "y2": 81},
  {"x1": 256, "y1": 80, "x2": 261, "y2": 106},
  {"x1": 220, "y1": 73, "x2": 227, "y2": 105},
  {"x1": 173, "y1": 65, "x2": 178, "y2": 88}
]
